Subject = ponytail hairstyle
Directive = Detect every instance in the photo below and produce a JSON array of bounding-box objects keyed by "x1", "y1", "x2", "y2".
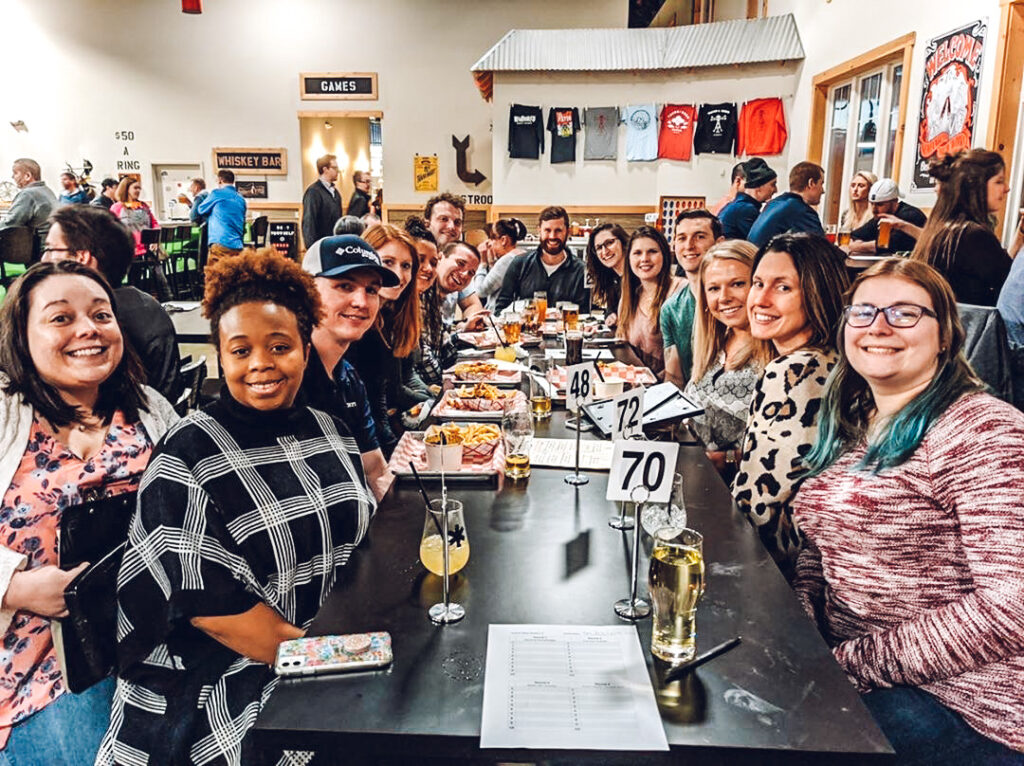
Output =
[
  {"x1": 361, "y1": 223, "x2": 421, "y2": 357},
  {"x1": 804, "y1": 258, "x2": 982, "y2": 476},
  {"x1": 492, "y1": 217, "x2": 527, "y2": 247}
]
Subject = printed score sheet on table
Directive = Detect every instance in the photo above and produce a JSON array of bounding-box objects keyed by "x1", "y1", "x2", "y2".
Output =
[
  {"x1": 529, "y1": 438, "x2": 614, "y2": 470},
  {"x1": 480, "y1": 624, "x2": 669, "y2": 751}
]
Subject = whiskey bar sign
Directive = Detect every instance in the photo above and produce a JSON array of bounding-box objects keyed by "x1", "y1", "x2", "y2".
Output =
[
  {"x1": 300, "y1": 72, "x2": 378, "y2": 101},
  {"x1": 213, "y1": 148, "x2": 288, "y2": 176}
]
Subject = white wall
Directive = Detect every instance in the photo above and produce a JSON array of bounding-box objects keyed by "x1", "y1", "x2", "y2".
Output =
[
  {"x1": 770, "y1": 0, "x2": 1003, "y2": 210},
  {"x1": 0, "y1": 0, "x2": 624, "y2": 207},
  {"x1": 491, "y1": 0, "x2": 1004, "y2": 210},
  {"x1": 492, "y1": 65, "x2": 800, "y2": 206}
]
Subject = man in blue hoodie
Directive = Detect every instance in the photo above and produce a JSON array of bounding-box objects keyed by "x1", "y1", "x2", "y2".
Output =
[
  {"x1": 718, "y1": 157, "x2": 777, "y2": 240},
  {"x1": 747, "y1": 161, "x2": 825, "y2": 248}
]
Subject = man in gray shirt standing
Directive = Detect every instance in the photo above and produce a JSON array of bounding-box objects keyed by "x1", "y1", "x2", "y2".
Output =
[
  {"x1": 2, "y1": 158, "x2": 57, "y2": 257},
  {"x1": 583, "y1": 107, "x2": 620, "y2": 160}
]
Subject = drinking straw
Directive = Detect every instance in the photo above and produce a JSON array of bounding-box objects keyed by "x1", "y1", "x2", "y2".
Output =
[
  {"x1": 486, "y1": 314, "x2": 509, "y2": 347},
  {"x1": 664, "y1": 637, "x2": 742, "y2": 683},
  {"x1": 409, "y1": 461, "x2": 443, "y2": 537}
]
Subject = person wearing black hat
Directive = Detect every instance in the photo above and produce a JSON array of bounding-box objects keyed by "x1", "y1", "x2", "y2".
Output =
[
  {"x1": 300, "y1": 234, "x2": 401, "y2": 500},
  {"x1": 718, "y1": 158, "x2": 777, "y2": 240}
]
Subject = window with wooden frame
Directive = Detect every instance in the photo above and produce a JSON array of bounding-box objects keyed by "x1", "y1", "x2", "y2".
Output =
[{"x1": 807, "y1": 34, "x2": 915, "y2": 228}]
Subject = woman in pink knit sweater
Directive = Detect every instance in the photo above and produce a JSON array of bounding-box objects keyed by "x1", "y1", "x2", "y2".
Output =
[{"x1": 794, "y1": 258, "x2": 1024, "y2": 763}]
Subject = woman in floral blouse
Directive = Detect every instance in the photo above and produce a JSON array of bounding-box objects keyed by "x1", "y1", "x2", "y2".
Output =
[{"x1": 0, "y1": 261, "x2": 177, "y2": 765}]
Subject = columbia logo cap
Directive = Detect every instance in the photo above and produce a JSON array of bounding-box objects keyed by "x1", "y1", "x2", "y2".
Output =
[{"x1": 302, "y1": 234, "x2": 400, "y2": 287}]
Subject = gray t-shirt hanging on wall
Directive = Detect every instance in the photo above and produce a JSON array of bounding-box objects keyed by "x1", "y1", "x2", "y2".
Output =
[{"x1": 583, "y1": 107, "x2": 619, "y2": 160}]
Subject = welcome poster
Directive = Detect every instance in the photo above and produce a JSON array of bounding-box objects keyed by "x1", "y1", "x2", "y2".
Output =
[{"x1": 912, "y1": 20, "x2": 987, "y2": 190}]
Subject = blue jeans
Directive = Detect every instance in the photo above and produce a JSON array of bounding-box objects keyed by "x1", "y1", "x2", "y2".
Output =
[
  {"x1": 862, "y1": 686, "x2": 1024, "y2": 765},
  {"x1": 0, "y1": 677, "x2": 114, "y2": 766}
]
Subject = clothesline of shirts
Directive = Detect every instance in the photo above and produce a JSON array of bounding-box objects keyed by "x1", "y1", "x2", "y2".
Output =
[{"x1": 507, "y1": 98, "x2": 787, "y2": 164}]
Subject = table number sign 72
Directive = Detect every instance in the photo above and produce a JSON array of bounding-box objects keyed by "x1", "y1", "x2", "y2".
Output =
[
  {"x1": 606, "y1": 440, "x2": 679, "y2": 504},
  {"x1": 610, "y1": 387, "x2": 644, "y2": 441}
]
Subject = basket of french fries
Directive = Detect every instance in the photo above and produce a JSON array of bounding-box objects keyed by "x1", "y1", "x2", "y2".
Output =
[
  {"x1": 424, "y1": 421, "x2": 501, "y2": 465},
  {"x1": 446, "y1": 382, "x2": 518, "y2": 412}
]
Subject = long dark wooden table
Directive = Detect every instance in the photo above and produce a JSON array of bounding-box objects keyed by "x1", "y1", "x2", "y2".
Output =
[{"x1": 251, "y1": 344, "x2": 892, "y2": 764}]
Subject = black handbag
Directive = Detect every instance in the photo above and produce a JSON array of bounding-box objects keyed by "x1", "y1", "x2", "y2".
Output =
[{"x1": 55, "y1": 491, "x2": 137, "y2": 693}]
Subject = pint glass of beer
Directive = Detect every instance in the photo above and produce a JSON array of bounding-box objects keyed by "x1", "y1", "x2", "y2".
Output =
[
  {"x1": 649, "y1": 527, "x2": 706, "y2": 662},
  {"x1": 502, "y1": 401, "x2": 533, "y2": 479},
  {"x1": 838, "y1": 227, "x2": 852, "y2": 247},
  {"x1": 533, "y1": 291, "x2": 548, "y2": 323},
  {"x1": 502, "y1": 313, "x2": 522, "y2": 344},
  {"x1": 529, "y1": 358, "x2": 552, "y2": 421},
  {"x1": 563, "y1": 303, "x2": 580, "y2": 331},
  {"x1": 877, "y1": 219, "x2": 893, "y2": 249},
  {"x1": 564, "y1": 330, "x2": 585, "y2": 366}
]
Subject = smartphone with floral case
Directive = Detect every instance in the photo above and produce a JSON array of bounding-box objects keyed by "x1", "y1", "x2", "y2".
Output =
[{"x1": 274, "y1": 632, "x2": 393, "y2": 677}]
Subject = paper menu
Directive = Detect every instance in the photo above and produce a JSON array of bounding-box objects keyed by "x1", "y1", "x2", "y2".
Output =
[
  {"x1": 480, "y1": 624, "x2": 669, "y2": 751},
  {"x1": 529, "y1": 438, "x2": 614, "y2": 470}
]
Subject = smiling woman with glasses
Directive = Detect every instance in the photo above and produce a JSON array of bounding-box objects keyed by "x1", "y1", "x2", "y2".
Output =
[{"x1": 793, "y1": 257, "x2": 1024, "y2": 764}]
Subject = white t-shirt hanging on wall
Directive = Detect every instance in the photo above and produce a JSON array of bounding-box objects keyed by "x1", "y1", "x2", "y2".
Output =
[{"x1": 623, "y1": 104, "x2": 658, "y2": 162}]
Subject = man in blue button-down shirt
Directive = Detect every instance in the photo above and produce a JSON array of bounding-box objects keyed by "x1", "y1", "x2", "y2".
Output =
[{"x1": 197, "y1": 169, "x2": 247, "y2": 261}]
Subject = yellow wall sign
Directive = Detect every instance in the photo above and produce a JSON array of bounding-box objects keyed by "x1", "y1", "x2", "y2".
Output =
[{"x1": 414, "y1": 155, "x2": 439, "y2": 192}]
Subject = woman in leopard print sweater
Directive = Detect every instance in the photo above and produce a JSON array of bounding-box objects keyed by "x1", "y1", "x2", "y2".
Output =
[{"x1": 732, "y1": 234, "x2": 849, "y2": 575}]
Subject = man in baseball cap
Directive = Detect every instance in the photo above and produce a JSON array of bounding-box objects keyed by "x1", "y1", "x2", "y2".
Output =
[
  {"x1": 718, "y1": 157, "x2": 778, "y2": 240},
  {"x1": 848, "y1": 179, "x2": 927, "y2": 255},
  {"x1": 301, "y1": 234, "x2": 397, "y2": 500}
]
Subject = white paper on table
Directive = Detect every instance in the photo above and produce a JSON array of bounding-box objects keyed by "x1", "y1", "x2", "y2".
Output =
[
  {"x1": 529, "y1": 438, "x2": 613, "y2": 470},
  {"x1": 480, "y1": 624, "x2": 669, "y2": 751}
]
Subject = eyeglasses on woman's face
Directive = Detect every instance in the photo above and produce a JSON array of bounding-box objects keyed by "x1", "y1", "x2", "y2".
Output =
[{"x1": 844, "y1": 303, "x2": 937, "y2": 328}]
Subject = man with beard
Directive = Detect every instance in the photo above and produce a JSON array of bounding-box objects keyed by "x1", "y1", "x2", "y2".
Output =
[
  {"x1": 494, "y1": 206, "x2": 585, "y2": 313},
  {"x1": 662, "y1": 209, "x2": 724, "y2": 387}
]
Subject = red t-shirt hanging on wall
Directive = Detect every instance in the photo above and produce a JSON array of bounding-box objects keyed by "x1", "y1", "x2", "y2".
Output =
[
  {"x1": 658, "y1": 104, "x2": 696, "y2": 161},
  {"x1": 737, "y1": 98, "x2": 787, "y2": 156}
]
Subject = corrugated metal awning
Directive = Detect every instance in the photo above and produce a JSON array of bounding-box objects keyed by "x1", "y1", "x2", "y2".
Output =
[{"x1": 471, "y1": 14, "x2": 804, "y2": 75}]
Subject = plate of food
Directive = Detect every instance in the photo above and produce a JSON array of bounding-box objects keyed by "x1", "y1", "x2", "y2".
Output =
[
  {"x1": 433, "y1": 382, "x2": 527, "y2": 419},
  {"x1": 456, "y1": 330, "x2": 541, "y2": 349},
  {"x1": 388, "y1": 422, "x2": 505, "y2": 479},
  {"x1": 445, "y1": 359, "x2": 522, "y2": 385},
  {"x1": 547, "y1": 361, "x2": 657, "y2": 392}
]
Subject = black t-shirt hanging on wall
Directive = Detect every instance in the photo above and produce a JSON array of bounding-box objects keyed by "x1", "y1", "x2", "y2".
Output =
[
  {"x1": 694, "y1": 102, "x2": 738, "y2": 155},
  {"x1": 547, "y1": 107, "x2": 581, "y2": 164},
  {"x1": 509, "y1": 104, "x2": 545, "y2": 159}
]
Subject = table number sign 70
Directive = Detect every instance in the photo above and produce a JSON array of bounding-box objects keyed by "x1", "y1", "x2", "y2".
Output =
[{"x1": 606, "y1": 440, "x2": 679, "y2": 504}]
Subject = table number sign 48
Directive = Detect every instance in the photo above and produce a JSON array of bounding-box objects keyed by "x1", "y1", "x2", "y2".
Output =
[
  {"x1": 565, "y1": 362, "x2": 596, "y2": 413},
  {"x1": 606, "y1": 440, "x2": 679, "y2": 504}
]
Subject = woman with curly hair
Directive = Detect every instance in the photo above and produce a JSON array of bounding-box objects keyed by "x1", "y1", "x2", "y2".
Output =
[
  {"x1": 348, "y1": 223, "x2": 425, "y2": 455},
  {"x1": 405, "y1": 216, "x2": 456, "y2": 390},
  {"x1": 586, "y1": 223, "x2": 628, "y2": 327},
  {"x1": 98, "y1": 248, "x2": 376, "y2": 765}
]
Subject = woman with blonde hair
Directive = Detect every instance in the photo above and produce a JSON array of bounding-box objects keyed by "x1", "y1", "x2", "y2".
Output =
[
  {"x1": 841, "y1": 171, "x2": 877, "y2": 231},
  {"x1": 348, "y1": 223, "x2": 423, "y2": 456},
  {"x1": 685, "y1": 241, "x2": 773, "y2": 479}
]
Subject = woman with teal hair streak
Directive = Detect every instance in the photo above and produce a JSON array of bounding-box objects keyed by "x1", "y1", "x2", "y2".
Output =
[{"x1": 793, "y1": 258, "x2": 1024, "y2": 765}]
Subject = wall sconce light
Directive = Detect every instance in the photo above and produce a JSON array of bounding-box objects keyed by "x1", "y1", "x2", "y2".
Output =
[
  {"x1": 10, "y1": 120, "x2": 28, "y2": 133},
  {"x1": 324, "y1": 120, "x2": 334, "y2": 130}
]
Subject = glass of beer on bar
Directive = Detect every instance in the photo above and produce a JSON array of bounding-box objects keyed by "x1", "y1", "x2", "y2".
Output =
[
  {"x1": 502, "y1": 401, "x2": 533, "y2": 479},
  {"x1": 502, "y1": 312, "x2": 522, "y2": 345},
  {"x1": 564, "y1": 330, "x2": 585, "y2": 366},
  {"x1": 877, "y1": 219, "x2": 892, "y2": 249},
  {"x1": 563, "y1": 303, "x2": 580, "y2": 331},
  {"x1": 649, "y1": 527, "x2": 706, "y2": 663},
  {"x1": 533, "y1": 291, "x2": 548, "y2": 323},
  {"x1": 838, "y1": 226, "x2": 852, "y2": 247},
  {"x1": 529, "y1": 358, "x2": 552, "y2": 421}
]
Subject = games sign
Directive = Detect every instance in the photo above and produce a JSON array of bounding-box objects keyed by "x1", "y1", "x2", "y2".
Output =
[{"x1": 912, "y1": 20, "x2": 987, "y2": 190}]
